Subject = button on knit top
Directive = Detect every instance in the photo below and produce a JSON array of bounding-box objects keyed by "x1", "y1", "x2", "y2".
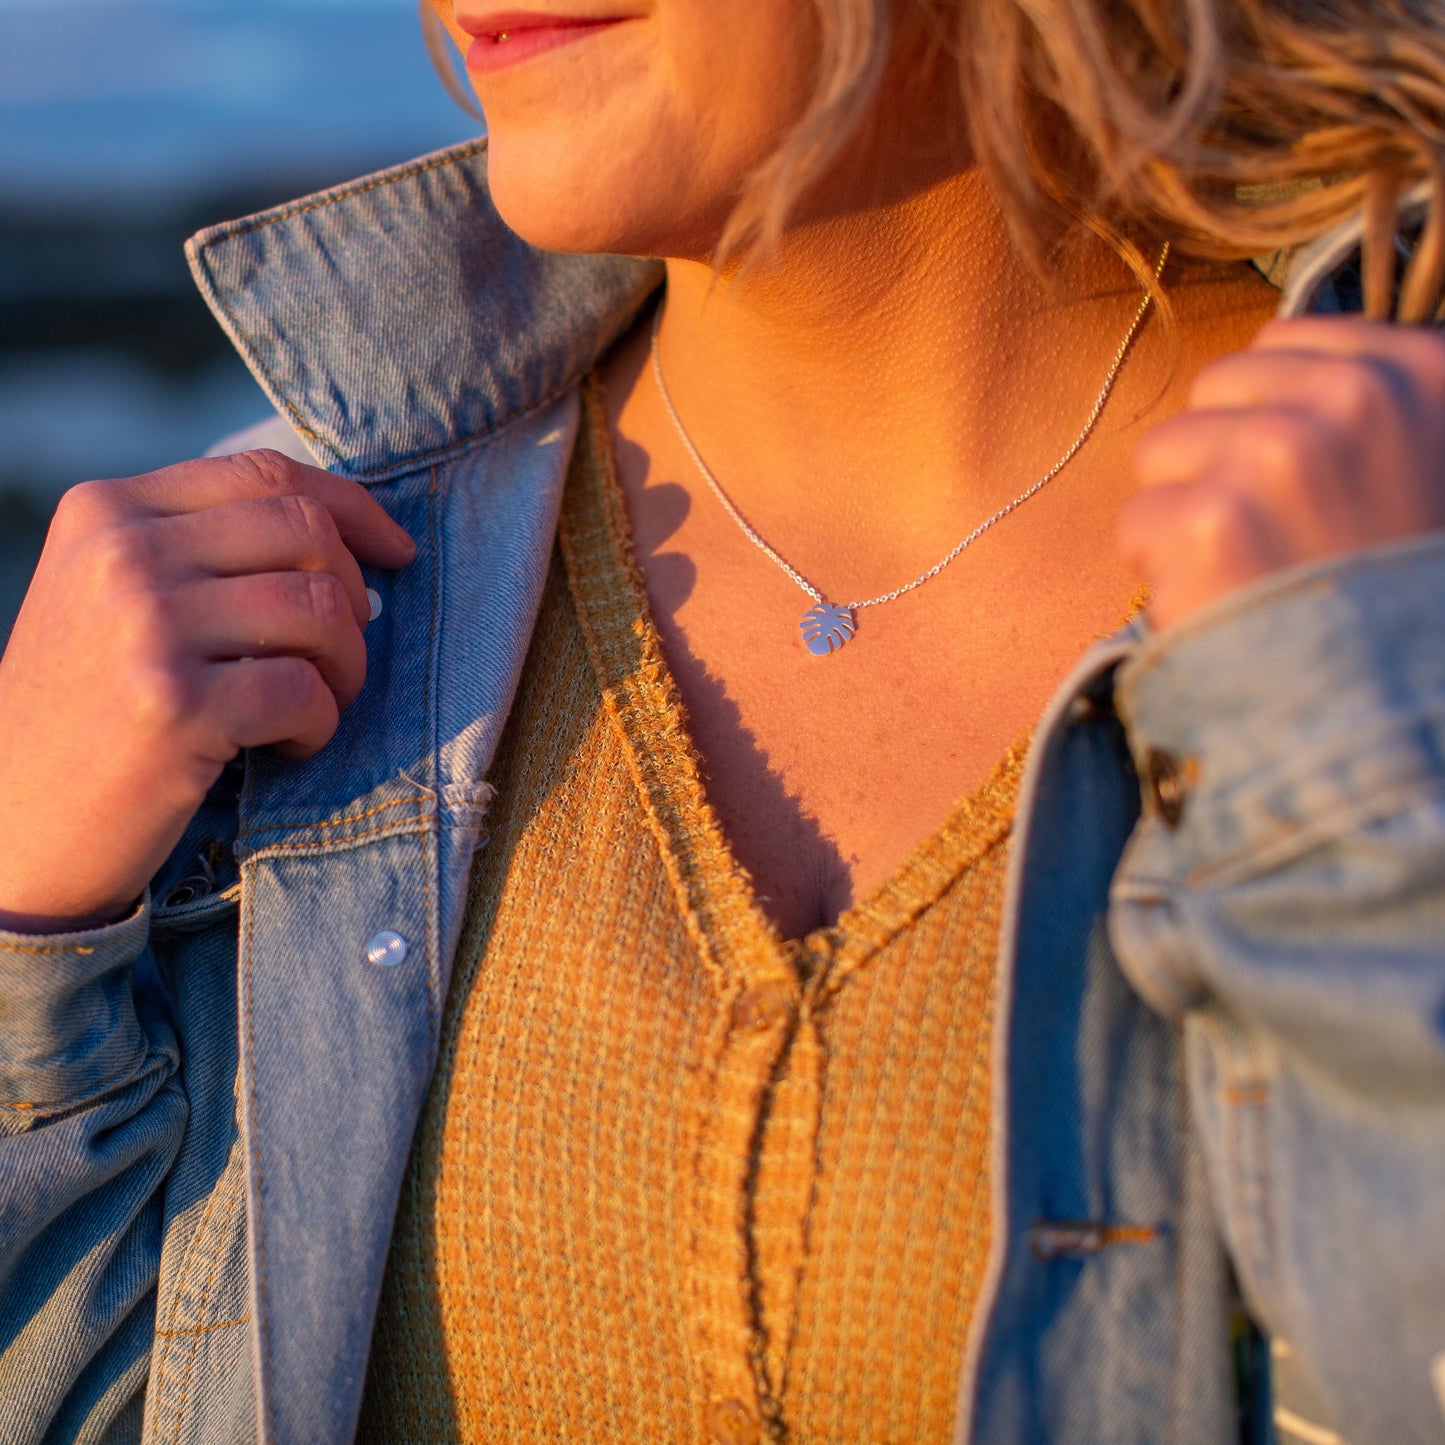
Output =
[{"x1": 357, "y1": 383, "x2": 1026, "y2": 1444}]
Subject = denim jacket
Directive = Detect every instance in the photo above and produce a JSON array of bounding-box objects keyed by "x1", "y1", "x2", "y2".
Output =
[{"x1": 2, "y1": 139, "x2": 1443, "y2": 1445}]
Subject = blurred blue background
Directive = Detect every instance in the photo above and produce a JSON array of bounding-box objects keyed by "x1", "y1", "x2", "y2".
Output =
[{"x1": 0, "y1": 0, "x2": 479, "y2": 636}]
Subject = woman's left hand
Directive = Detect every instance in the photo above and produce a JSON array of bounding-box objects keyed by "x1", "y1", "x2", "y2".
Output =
[{"x1": 1118, "y1": 316, "x2": 1445, "y2": 629}]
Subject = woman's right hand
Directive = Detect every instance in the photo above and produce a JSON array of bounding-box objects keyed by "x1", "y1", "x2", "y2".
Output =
[{"x1": 0, "y1": 449, "x2": 415, "y2": 934}]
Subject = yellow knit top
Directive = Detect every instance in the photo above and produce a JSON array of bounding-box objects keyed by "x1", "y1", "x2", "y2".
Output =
[{"x1": 357, "y1": 385, "x2": 1025, "y2": 1445}]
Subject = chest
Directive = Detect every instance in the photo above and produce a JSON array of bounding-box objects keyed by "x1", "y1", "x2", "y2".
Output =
[{"x1": 622, "y1": 466, "x2": 1142, "y2": 937}]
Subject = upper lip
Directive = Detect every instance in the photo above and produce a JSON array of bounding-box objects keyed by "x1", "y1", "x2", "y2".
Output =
[{"x1": 452, "y1": 8, "x2": 624, "y2": 38}]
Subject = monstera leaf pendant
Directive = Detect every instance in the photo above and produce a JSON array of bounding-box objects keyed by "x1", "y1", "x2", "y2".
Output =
[{"x1": 800, "y1": 601, "x2": 856, "y2": 656}]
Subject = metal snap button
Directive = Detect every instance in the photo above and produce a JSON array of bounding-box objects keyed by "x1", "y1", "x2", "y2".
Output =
[
  {"x1": 1144, "y1": 748, "x2": 1193, "y2": 828},
  {"x1": 704, "y1": 1398, "x2": 760, "y2": 1445},
  {"x1": 160, "y1": 876, "x2": 212, "y2": 909},
  {"x1": 365, "y1": 587, "x2": 383, "y2": 622},
  {"x1": 365, "y1": 930, "x2": 408, "y2": 967}
]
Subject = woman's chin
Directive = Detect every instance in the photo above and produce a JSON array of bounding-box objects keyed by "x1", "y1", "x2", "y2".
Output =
[
  {"x1": 484, "y1": 147, "x2": 615, "y2": 254},
  {"x1": 486, "y1": 158, "x2": 713, "y2": 260}
]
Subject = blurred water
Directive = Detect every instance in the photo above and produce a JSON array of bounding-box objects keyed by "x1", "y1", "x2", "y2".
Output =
[
  {"x1": 0, "y1": 0, "x2": 476, "y2": 210},
  {"x1": 0, "y1": 349, "x2": 277, "y2": 482},
  {"x1": 0, "y1": 0, "x2": 480, "y2": 637}
]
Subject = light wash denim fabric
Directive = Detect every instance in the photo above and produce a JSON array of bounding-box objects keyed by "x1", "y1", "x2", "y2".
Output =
[{"x1": 1, "y1": 138, "x2": 1442, "y2": 1445}]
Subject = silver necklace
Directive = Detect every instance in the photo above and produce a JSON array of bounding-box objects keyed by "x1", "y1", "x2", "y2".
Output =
[{"x1": 649, "y1": 243, "x2": 1168, "y2": 656}]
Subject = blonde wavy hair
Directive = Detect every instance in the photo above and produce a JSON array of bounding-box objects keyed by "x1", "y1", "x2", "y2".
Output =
[{"x1": 423, "y1": 0, "x2": 1445, "y2": 320}]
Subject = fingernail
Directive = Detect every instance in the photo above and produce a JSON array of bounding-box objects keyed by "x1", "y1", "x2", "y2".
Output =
[{"x1": 365, "y1": 588, "x2": 383, "y2": 623}]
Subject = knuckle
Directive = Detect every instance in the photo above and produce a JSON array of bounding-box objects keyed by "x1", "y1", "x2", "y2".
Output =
[
  {"x1": 112, "y1": 583, "x2": 176, "y2": 656},
  {"x1": 275, "y1": 491, "x2": 337, "y2": 552},
  {"x1": 232, "y1": 447, "x2": 302, "y2": 497},
  {"x1": 245, "y1": 656, "x2": 322, "y2": 719},
  {"x1": 299, "y1": 570, "x2": 348, "y2": 624},
  {"x1": 271, "y1": 659, "x2": 338, "y2": 741},
  {"x1": 273, "y1": 656, "x2": 324, "y2": 711},
  {"x1": 124, "y1": 654, "x2": 193, "y2": 735},
  {"x1": 1318, "y1": 361, "x2": 1389, "y2": 428},
  {"x1": 1186, "y1": 486, "x2": 1256, "y2": 557},
  {"x1": 1244, "y1": 410, "x2": 1315, "y2": 481},
  {"x1": 80, "y1": 522, "x2": 156, "y2": 595},
  {"x1": 52, "y1": 478, "x2": 119, "y2": 536}
]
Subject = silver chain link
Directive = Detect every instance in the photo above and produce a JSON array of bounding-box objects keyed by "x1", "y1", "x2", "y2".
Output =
[{"x1": 650, "y1": 243, "x2": 1169, "y2": 612}]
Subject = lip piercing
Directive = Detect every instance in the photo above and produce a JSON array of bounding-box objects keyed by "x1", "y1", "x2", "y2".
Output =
[{"x1": 494, "y1": 30, "x2": 510, "y2": 41}]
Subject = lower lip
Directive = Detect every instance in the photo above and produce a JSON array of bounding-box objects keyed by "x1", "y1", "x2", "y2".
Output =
[{"x1": 465, "y1": 20, "x2": 621, "y2": 74}]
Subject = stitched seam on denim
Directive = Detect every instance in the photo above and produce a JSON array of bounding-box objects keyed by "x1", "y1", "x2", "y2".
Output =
[
  {"x1": 421, "y1": 465, "x2": 440, "y2": 1047},
  {"x1": 226, "y1": 350, "x2": 591, "y2": 480},
  {"x1": 196, "y1": 141, "x2": 487, "y2": 243},
  {"x1": 0, "y1": 943, "x2": 96, "y2": 956},
  {"x1": 1182, "y1": 772, "x2": 1445, "y2": 889},
  {"x1": 1103, "y1": 1225, "x2": 1160, "y2": 1245},
  {"x1": 240, "y1": 890, "x2": 277, "y2": 1445},
  {"x1": 1129, "y1": 576, "x2": 1336, "y2": 684},
  {"x1": 0, "y1": 1046, "x2": 169, "y2": 1114},
  {"x1": 168, "y1": 1172, "x2": 247, "y2": 1440},
  {"x1": 196, "y1": 139, "x2": 490, "y2": 468},
  {"x1": 1123, "y1": 534, "x2": 1445, "y2": 690},
  {"x1": 153, "y1": 1315, "x2": 251, "y2": 1339},
  {"x1": 242, "y1": 818, "x2": 437, "y2": 859},
  {"x1": 188, "y1": 287, "x2": 317, "y2": 453},
  {"x1": 418, "y1": 779, "x2": 437, "y2": 1048},
  {"x1": 358, "y1": 346, "x2": 682, "y2": 476},
  {"x1": 166, "y1": 1163, "x2": 247, "y2": 1444},
  {"x1": 1168, "y1": 1020, "x2": 1188, "y2": 1443},
  {"x1": 195, "y1": 170, "x2": 650, "y2": 475},
  {"x1": 235, "y1": 795, "x2": 430, "y2": 840},
  {"x1": 331, "y1": 374, "x2": 588, "y2": 479},
  {"x1": 1227, "y1": 1069, "x2": 1274, "y2": 1302},
  {"x1": 151, "y1": 1149, "x2": 235, "y2": 1399},
  {"x1": 199, "y1": 236, "x2": 652, "y2": 478},
  {"x1": 1106, "y1": 884, "x2": 1200, "y2": 1019},
  {"x1": 1236, "y1": 1086, "x2": 1271, "y2": 1288},
  {"x1": 197, "y1": 269, "x2": 651, "y2": 478}
]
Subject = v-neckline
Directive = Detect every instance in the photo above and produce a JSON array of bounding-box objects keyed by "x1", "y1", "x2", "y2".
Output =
[{"x1": 558, "y1": 377, "x2": 1029, "y2": 997}]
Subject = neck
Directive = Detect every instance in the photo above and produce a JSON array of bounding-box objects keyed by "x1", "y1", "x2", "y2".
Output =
[{"x1": 651, "y1": 168, "x2": 1161, "y2": 574}]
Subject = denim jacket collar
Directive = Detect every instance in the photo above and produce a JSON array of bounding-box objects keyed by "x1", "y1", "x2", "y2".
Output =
[{"x1": 187, "y1": 137, "x2": 661, "y2": 484}]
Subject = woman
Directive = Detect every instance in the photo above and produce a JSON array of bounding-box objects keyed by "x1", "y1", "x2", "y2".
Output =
[{"x1": 1, "y1": 0, "x2": 1443, "y2": 1441}]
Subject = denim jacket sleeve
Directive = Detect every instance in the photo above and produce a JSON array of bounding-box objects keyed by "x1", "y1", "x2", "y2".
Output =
[
  {"x1": 0, "y1": 900, "x2": 186, "y2": 1441},
  {"x1": 1109, "y1": 532, "x2": 1445, "y2": 1443}
]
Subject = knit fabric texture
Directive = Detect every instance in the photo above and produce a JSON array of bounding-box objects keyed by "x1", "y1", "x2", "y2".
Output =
[{"x1": 356, "y1": 382, "x2": 1026, "y2": 1445}]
